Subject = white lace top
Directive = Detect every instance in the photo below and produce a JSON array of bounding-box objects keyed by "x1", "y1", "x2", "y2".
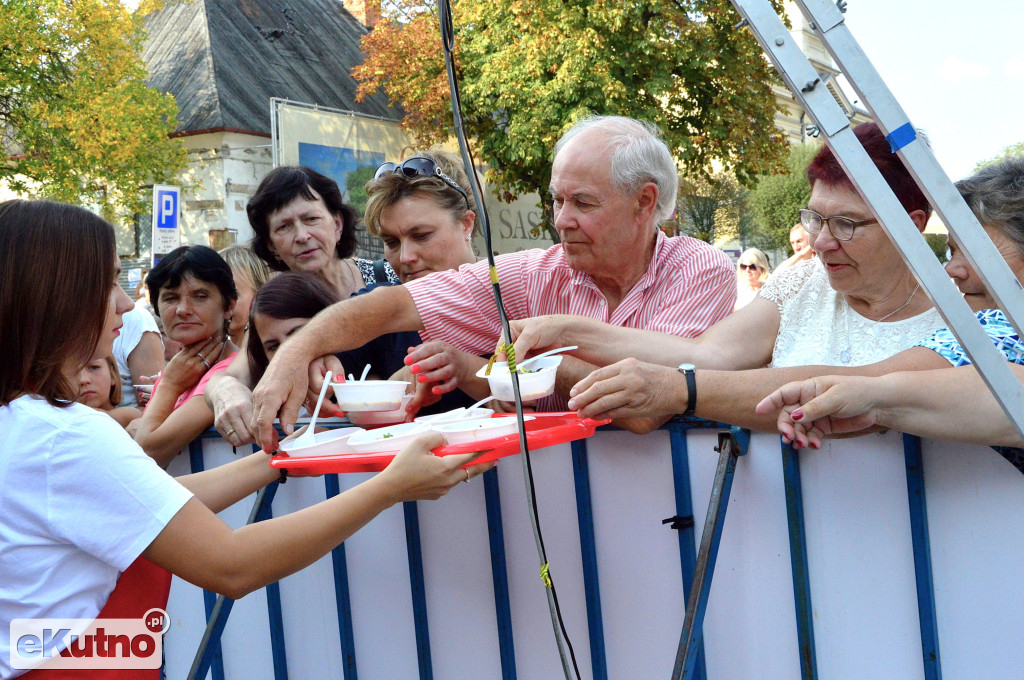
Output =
[{"x1": 758, "y1": 259, "x2": 945, "y2": 368}]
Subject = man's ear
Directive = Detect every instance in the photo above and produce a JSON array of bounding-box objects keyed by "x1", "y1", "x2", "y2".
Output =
[{"x1": 636, "y1": 182, "x2": 659, "y2": 223}]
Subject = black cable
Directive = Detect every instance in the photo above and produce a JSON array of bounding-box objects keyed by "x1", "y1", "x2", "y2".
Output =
[{"x1": 436, "y1": 2, "x2": 581, "y2": 678}]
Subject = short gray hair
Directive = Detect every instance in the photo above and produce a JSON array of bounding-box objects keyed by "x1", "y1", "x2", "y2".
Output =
[
  {"x1": 554, "y1": 115, "x2": 678, "y2": 225},
  {"x1": 956, "y1": 157, "x2": 1024, "y2": 255}
]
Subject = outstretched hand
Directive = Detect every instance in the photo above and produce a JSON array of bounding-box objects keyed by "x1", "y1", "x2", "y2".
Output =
[
  {"x1": 754, "y1": 375, "x2": 885, "y2": 449},
  {"x1": 376, "y1": 432, "x2": 497, "y2": 502}
]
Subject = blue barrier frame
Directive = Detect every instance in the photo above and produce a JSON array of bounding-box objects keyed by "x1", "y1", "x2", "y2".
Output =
[
  {"x1": 570, "y1": 439, "x2": 608, "y2": 680},
  {"x1": 483, "y1": 467, "x2": 518, "y2": 680},
  {"x1": 781, "y1": 442, "x2": 818, "y2": 680},
  {"x1": 178, "y1": 421, "x2": 942, "y2": 680},
  {"x1": 903, "y1": 435, "x2": 942, "y2": 680}
]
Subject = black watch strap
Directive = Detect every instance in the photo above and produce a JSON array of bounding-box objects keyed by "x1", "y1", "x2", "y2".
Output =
[{"x1": 678, "y1": 364, "x2": 696, "y2": 416}]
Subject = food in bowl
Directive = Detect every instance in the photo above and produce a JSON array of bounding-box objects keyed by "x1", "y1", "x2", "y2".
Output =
[
  {"x1": 346, "y1": 422, "x2": 432, "y2": 453},
  {"x1": 347, "y1": 395, "x2": 414, "y2": 427},
  {"x1": 433, "y1": 416, "x2": 535, "y2": 445},
  {"x1": 332, "y1": 379, "x2": 410, "y2": 412},
  {"x1": 475, "y1": 356, "x2": 562, "y2": 402}
]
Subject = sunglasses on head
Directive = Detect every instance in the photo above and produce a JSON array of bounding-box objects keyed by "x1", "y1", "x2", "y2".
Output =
[
  {"x1": 738, "y1": 263, "x2": 759, "y2": 271},
  {"x1": 374, "y1": 157, "x2": 469, "y2": 205}
]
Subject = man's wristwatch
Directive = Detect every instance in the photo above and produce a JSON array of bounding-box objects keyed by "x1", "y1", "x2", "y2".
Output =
[{"x1": 677, "y1": 363, "x2": 696, "y2": 416}]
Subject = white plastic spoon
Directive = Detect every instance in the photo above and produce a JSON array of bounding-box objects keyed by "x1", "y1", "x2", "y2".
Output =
[
  {"x1": 289, "y1": 370, "x2": 333, "y2": 449},
  {"x1": 359, "y1": 363, "x2": 371, "y2": 381},
  {"x1": 516, "y1": 345, "x2": 579, "y2": 371},
  {"x1": 432, "y1": 396, "x2": 499, "y2": 424}
]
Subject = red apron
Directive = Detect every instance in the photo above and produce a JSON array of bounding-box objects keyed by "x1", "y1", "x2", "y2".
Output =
[{"x1": 21, "y1": 557, "x2": 172, "y2": 679}]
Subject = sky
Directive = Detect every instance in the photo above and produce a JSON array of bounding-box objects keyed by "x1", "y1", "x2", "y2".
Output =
[{"x1": 835, "y1": 0, "x2": 1024, "y2": 179}]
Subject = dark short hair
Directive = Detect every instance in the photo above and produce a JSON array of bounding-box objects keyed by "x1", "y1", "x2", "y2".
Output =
[
  {"x1": 806, "y1": 122, "x2": 931, "y2": 218},
  {"x1": 246, "y1": 271, "x2": 341, "y2": 380},
  {"x1": 0, "y1": 200, "x2": 116, "y2": 407},
  {"x1": 146, "y1": 245, "x2": 238, "y2": 319},
  {"x1": 246, "y1": 166, "x2": 359, "y2": 271}
]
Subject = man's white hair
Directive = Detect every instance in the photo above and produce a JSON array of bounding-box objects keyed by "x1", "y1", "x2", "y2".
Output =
[{"x1": 554, "y1": 115, "x2": 678, "y2": 225}]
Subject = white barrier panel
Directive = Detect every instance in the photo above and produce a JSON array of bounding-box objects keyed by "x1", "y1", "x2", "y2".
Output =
[{"x1": 163, "y1": 428, "x2": 1024, "y2": 679}]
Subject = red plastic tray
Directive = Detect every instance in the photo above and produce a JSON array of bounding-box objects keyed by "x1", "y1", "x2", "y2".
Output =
[{"x1": 269, "y1": 412, "x2": 609, "y2": 476}]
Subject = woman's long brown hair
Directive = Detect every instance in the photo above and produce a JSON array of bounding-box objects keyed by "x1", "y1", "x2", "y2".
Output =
[{"x1": 0, "y1": 200, "x2": 115, "y2": 407}]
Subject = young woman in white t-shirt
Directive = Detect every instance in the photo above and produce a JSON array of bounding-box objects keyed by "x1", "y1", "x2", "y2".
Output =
[{"x1": 0, "y1": 199, "x2": 493, "y2": 678}]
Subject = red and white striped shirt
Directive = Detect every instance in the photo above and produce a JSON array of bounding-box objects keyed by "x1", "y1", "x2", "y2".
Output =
[{"x1": 405, "y1": 231, "x2": 735, "y2": 408}]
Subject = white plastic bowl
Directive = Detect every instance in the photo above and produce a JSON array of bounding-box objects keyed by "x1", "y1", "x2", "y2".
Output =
[
  {"x1": 475, "y1": 356, "x2": 562, "y2": 402},
  {"x1": 433, "y1": 416, "x2": 535, "y2": 445},
  {"x1": 346, "y1": 421, "x2": 432, "y2": 453},
  {"x1": 415, "y1": 407, "x2": 495, "y2": 425},
  {"x1": 278, "y1": 427, "x2": 365, "y2": 457},
  {"x1": 347, "y1": 395, "x2": 413, "y2": 427},
  {"x1": 332, "y1": 380, "x2": 410, "y2": 412}
]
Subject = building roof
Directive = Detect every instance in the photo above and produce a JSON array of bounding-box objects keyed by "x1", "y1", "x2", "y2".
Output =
[{"x1": 142, "y1": 0, "x2": 400, "y2": 136}]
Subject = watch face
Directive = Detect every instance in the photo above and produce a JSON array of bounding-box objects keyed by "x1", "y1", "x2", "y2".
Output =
[{"x1": 678, "y1": 363, "x2": 696, "y2": 372}]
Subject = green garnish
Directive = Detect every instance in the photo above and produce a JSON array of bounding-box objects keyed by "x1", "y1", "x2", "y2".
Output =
[{"x1": 382, "y1": 433, "x2": 394, "y2": 439}]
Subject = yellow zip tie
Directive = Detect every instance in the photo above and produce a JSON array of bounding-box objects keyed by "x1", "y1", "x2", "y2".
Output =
[
  {"x1": 540, "y1": 562, "x2": 552, "y2": 588},
  {"x1": 485, "y1": 342, "x2": 519, "y2": 376},
  {"x1": 504, "y1": 343, "x2": 517, "y2": 373},
  {"x1": 489, "y1": 264, "x2": 500, "y2": 285}
]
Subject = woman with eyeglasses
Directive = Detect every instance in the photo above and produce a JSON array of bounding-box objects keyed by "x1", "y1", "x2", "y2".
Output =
[{"x1": 735, "y1": 248, "x2": 771, "y2": 310}]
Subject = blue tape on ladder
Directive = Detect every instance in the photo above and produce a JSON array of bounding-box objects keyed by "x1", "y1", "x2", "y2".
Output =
[{"x1": 885, "y1": 123, "x2": 917, "y2": 152}]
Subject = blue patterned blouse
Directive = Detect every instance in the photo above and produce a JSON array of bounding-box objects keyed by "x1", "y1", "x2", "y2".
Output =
[{"x1": 915, "y1": 309, "x2": 1024, "y2": 366}]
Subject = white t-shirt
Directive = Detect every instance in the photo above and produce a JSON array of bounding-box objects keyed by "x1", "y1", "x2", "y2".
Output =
[
  {"x1": 111, "y1": 304, "x2": 160, "y2": 407},
  {"x1": 0, "y1": 397, "x2": 193, "y2": 678},
  {"x1": 759, "y1": 258, "x2": 945, "y2": 367}
]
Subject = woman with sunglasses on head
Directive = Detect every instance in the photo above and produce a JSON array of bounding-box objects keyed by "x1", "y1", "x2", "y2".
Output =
[
  {"x1": 207, "y1": 152, "x2": 485, "y2": 444},
  {"x1": 351, "y1": 150, "x2": 492, "y2": 416},
  {"x1": 0, "y1": 199, "x2": 492, "y2": 679},
  {"x1": 734, "y1": 248, "x2": 771, "y2": 310}
]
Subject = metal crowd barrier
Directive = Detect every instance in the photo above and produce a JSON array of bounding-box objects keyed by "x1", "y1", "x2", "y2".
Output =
[{"x1": 162, "y1": 420, "x2": 1024, "y2": 680}]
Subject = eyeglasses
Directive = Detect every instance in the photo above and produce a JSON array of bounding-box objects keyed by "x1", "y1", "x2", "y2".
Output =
[
  {"x1": 738, "y1": 263, "x2": 759, "y2": 271},
  {"x1": 375, "y1": 157, "x2": 469, "y2": 205},
  {"x1": 799, "y1": 208, "x2": 878, "y2": 242}
]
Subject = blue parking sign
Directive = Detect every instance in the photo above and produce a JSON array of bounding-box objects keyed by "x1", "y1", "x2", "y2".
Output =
[{"x1": 151, "y1": 185, "x2": 182, "y2": 265}]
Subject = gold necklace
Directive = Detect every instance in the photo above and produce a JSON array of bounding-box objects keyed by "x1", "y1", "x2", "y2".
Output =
[
  {"x1": 873, "y1": 282, "x2": 921, "y2": 323},
  {"x1": 839, "y1": 282, "x2": 921, "y2": 364}
]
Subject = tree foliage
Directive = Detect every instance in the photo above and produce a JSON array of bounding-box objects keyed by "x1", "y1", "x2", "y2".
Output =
[
  {"x1": 354, "y1": 0, "x2": 788, "y2": 226},
  {"x1": 973, "y1": 140, "x2": 1024, "y2": 173},
  {"x1": 0, "y1": 0, "x2": 186, "y2": 220},
  {"x1": 746, "y1": 141, "x2": 819, "y2": 252},
  {"x1": 670, "y1": 172, "x2": 749, "y2": 245}
]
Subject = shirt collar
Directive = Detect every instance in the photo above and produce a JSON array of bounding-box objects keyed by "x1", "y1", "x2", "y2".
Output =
[{"x1": 568, "y1": 230, "x2": 665, "y2": 295}]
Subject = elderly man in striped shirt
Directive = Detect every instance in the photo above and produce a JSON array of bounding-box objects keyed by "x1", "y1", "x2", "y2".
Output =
[{"x1": 251, "y1": 115, "x2": 735, "y2": 448}]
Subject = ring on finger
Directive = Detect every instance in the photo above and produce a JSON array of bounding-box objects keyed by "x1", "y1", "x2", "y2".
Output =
[
  {"x1": 201, "y1": 357, "x2": 211, "y2": 369},
  {"x1": 463, "y1": 468, "x2": 470, "y2": 484}
]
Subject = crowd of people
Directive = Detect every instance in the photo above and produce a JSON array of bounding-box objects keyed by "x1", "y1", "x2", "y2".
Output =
[{"x1": 3, "y1": 113, "x2": 1024, "y2": 676}]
